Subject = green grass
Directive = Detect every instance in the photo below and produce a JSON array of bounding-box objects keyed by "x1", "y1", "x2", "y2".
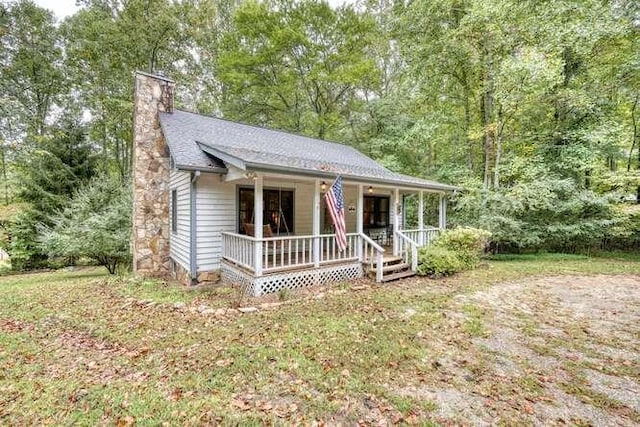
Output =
[
  {"x1": 0, "y1": 254, "x2": 639, "y2": 424},
  {"x1": 490, "y1": 252, "x2": 589, "y2": 262},
  {"x1": 461, "y1": 304, "x2": 487, "y2": 337},
  {"x1": 490, "y1": 250, "x2": 640, "y2": 263}
]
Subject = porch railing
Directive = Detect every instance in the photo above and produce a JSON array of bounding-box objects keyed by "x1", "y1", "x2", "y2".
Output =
[
  {"x1": 359, "y1": 232, "x2": 385, "y2": 282},
  {"x1": 221, "y1": 232, "x2": 255, "y2": 272},
  {"x1": 262, "y1": 234, "x2": 314, "y2": 272},
  {"x1": 222, "y1": 232, "x2": 364, "y2": 275},
  {"x1": 319, "y1": 233, "x2": 360, "y2": 265},
  {"x1": 396, "y1": 230, "x2": 418, "y2": 272},
  {"x1": 222, "y1": 228, "x2": 438, "y2": 281},
  {"x1": 399, "y1": 227, "x2": 441, "y2": 247}
]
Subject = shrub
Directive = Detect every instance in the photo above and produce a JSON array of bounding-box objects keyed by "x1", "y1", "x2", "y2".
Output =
[
  {"x1": 416, "y1": 227, "x2": 491, "y2": 277},
  {"x1": 606, "y1": 204, "x2": 640, "y2": 250},
  {"x1": 8, "y1": 209, "x2": 48, "y2": 271},
  {"x1": 451, "y1": 174, "x2": 616, "y2": 253},
  {"x1": 416, "y1": 246, "x2": 464, "y2": 277},
  {"x1": 39, "y1": 175, "x2": 131, "y2": 274},
  {"x1": 433, "y1": 227, "x2": 491, "y2": 267}
]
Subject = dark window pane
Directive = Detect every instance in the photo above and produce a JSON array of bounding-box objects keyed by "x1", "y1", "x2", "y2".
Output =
[
  {"x1": 171, "y1": 189, "x2": 177, "y2": 233},
  {"x1": 238, "y1": 187, "x2": 294, "y2": 234},
  {"x1": 363, "y1": 195, "x2": 389, "y2": 229}
]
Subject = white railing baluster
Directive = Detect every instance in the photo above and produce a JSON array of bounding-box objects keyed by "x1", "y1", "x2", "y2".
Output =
[
  {"x1": 222, "y1": 232, "x2": 367, "y2": 274},
  {"x1": 395, "y1": 230, "x2": 421, "y2": 274},
  {"x1": 398, "y1": 227, "x2": 441, "y2": 249}
]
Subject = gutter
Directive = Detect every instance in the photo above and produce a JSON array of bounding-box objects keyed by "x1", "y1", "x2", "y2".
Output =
[
  {"x1": 245, "y1": 163, "x2": 460, "y2": 192},
  {"x1": 178, "y1": 161, "x2": 458, "y2": 192},
  {"x1": 176, "y1": 163, "x2": 227, "y2": 174},
  {"x1": 190, "y1": 171, "x2": 200, "y2": 286}
]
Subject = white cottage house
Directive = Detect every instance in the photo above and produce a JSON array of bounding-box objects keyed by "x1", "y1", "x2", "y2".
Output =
[{"x1": 132, "y1": 72, "x2": 457, "y2": 295}]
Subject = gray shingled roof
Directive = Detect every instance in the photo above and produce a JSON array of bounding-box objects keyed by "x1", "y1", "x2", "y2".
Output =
[{"x1": 159, "y1": 109, "x2": 457, "y2": 192}]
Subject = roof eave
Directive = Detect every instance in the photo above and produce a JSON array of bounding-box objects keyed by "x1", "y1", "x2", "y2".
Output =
[
  {"x1": 197, "y1": 141, "x2": 246, "y2": 170},
  {"x1": 175, "y1": 163, "x2": 228, "y2": 174},
  {"x1": 245, "y1": 163, "x2": 457, "y2": 192}
]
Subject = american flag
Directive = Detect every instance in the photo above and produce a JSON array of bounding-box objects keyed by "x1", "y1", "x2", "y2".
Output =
[{"x1": 324, "y1": 176, "x2": 347, "y2": 251}]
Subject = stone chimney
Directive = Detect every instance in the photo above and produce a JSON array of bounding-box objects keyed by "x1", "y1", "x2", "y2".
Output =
[{"x1": 132, "y1": 71, "x2": 175, "y2": 277}]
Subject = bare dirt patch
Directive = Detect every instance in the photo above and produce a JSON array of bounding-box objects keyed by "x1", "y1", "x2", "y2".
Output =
[{"x1": 442, "y1": 274, "x2": 640, "y2": 426}]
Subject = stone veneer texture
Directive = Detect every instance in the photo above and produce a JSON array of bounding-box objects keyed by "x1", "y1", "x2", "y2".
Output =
[{"x1": 132, "y1": 72, "x2": 174, "y2": 277}]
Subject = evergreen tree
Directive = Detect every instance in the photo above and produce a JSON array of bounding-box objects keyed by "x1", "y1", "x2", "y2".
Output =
[{"x1": 9, "y1": 122, "x2": 99, "y2": 269}]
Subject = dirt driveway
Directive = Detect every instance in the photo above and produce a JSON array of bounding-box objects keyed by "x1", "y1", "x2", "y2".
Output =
[{"x1": 409, "y1": 274, "x2": 640, "y2": 425}]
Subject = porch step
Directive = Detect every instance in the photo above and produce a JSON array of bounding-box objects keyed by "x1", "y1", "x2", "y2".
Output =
[
  {"x1": 366, "y1": 258, "x2": 416, "y2": 282},
  {"x1": 380, "y1": 269, "x2": 416, "y2": 282},
  {"x1": 369, "y1": 256, "x2": 403, "y2": 267},
  {"x1": 379, "y1": 262, "x2": 411, "y2": 273}
]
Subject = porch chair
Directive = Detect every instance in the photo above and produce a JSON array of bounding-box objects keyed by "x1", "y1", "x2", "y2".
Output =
[
  {"x1": 365, "y1": 228, "x2": 383, "y2": 245},
  {"x1": 384, "y1": 224, "x2": 394, "y2": 246},
  {"x1": 243, "y1": 223, "x2": 283, "y2": 255},
  {"x1": 243, "y1": 223, "x2": 274, "y2": 238}
]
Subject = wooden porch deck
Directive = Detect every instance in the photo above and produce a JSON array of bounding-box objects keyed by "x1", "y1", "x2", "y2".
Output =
[{"x1": 220, "y1": 228, "x2": 440, "y2": 295}]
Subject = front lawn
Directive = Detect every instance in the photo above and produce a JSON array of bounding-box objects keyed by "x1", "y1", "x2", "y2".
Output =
[{"x1": 1, "y1": 254, "x2": 639, "y2": 424}]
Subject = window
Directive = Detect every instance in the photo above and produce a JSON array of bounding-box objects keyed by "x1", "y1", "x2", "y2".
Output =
[
  {"x1": 171, "y1": 189, "x2": 177, "y2": 233},
  {"x1": 239, "y1": 188, "x2": 294, "y2": 234},
  {"x1": 363, "y1": 196, "x2": 389, "y2": 229}
]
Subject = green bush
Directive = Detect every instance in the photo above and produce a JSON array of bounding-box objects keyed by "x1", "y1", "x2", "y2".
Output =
[
  {"x1": 416, "y1": 227, "x2": 491, "y2": 277},
  {"x1": 38, "y1": 175, "x2": 131, "y2": 274},
  {"x1": 8, "y1": 209, "x2": 48, "y2": 271},
  {"x1": 416, "y1": 246, "x2": 464, "y2": 277},
  {"x1": 451, "y1": 172, "x2": 617, "y2": 253},
  {"x1": 433, "y1": 227, "x2": 491, "y2": 267},
  {"x1": 606, "y1": 205, "x2": 640, "y2": 250}
]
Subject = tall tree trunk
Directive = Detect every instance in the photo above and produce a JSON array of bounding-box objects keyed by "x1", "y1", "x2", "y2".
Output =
[
  {"x1": 626, "y1": 94, "x2": 640, "y2": 203},
  {"x1": 481, "y1": 37, "x2": 494, "y2": 189},
  {"x1": 481, "y1": 89, "x2": 494, "y2": 189},
  {"x1": 494, "y1": 119, "x2": 504, "y2": 189},
  {"x1": 0, "y1": 142, "x2": 7, "y2": 205},
  {"x1": 627, "y1": 94, "x2": 638, "y2": 172},
  {"x1": 637, "y1": 115, "x2": 640, "y2": 204},
  {"x1": 464, "y1": 85, "x2": 473, "y2": 173}
]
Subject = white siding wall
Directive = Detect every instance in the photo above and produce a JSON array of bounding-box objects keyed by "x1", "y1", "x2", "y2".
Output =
[
  {"x1": 343, "y1": 185, "x2": 358, "y2": 233},
  {"x1": 193, "y1": 174, "x2": 403, "y2": 272},
  {"x1": 290, "y1": 181, "x2": 313, "y2": 235},
  {"x1": 196, "y1": 173, "x2": 236, "y2": 271},
  {"x1": 170, "y1": 169, "x2": 191, "y2": 271}
]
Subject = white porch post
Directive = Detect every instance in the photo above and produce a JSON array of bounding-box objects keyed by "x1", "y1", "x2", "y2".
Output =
[
  {"x1": 439, "y1": 193, "x2": 447, "y2": 230},
  {"x1": 418, "y1": 191, "x2": 424, "y2": 245},
  {"x1": 393, "y1": 187, "x2": 400, "y2": 256},
  {"x1": 313, "y1": 179, "x2": 321, "y2": 268},
  {"x1": 254, "y1": 174, "x2": 263, "y2": 280},
  {"x1": 356, "y1": 184, "x2": 364, "y2": 261}
]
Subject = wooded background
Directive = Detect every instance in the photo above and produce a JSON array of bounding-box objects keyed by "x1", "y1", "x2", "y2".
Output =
[{"x1": 1, "y1": 0, "x2": 639, "y2": 269}]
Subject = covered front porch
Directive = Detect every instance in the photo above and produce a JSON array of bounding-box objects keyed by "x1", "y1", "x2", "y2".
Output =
[{"x1": 220, "y1": 173, "x2": 448, "y2": 295}]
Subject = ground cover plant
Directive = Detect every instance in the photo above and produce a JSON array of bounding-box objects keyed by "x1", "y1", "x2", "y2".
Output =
[{"x1": 1, "y1": 253, "x2": 639, "y2": 424}]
